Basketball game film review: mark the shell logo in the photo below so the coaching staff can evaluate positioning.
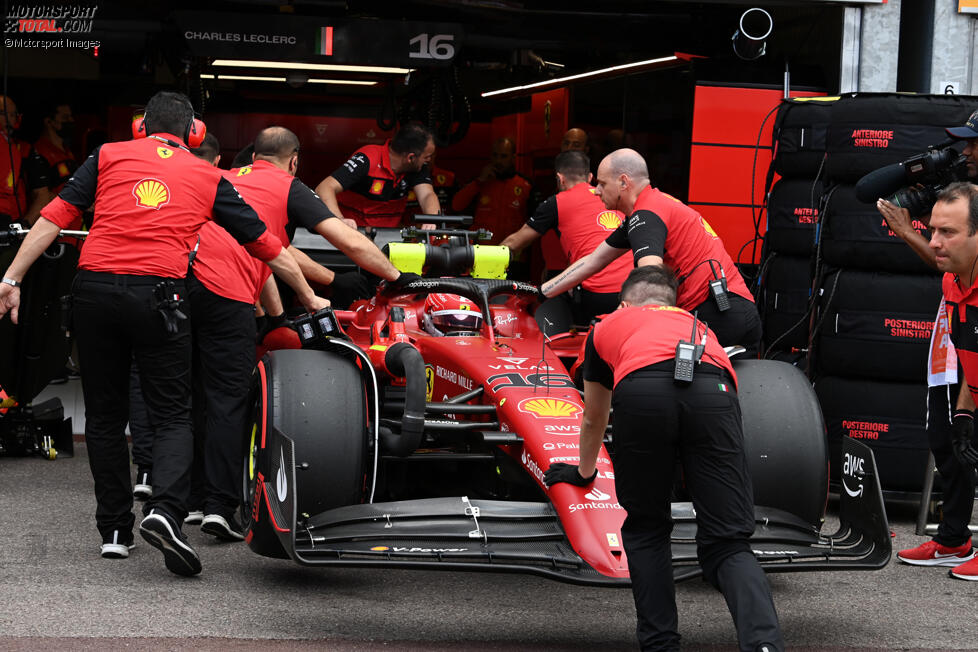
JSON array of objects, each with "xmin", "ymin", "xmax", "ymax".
[
  {"xmin": 596, "ymin": 210, "xmax": 622, "ymax": 231},
  {"xmin": 132, "ymin": 178, "xmax": 171, "ymax": 210},
  {"xmin": 518, "ymin": 397, "xmax": 582, "ymax": 419},
  {"xmin": 700, "ymin": 217, "xmax": 718, "ymax": 238},
  {"xmin": 156, "ymin": 147, "xmax": 173, "ymax": 159},
  {"xmin": 236, "ymin": 166, "xmax": 252, "ymax": 177},
  {"xmin": 369, "ymin": 179, "xmax": 385, "ymax": 195}
]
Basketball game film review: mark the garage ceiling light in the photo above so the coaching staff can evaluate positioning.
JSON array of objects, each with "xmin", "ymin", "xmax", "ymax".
[
  {"xmin": 201, "ymin": 74, "xmax": 377, "ymax": 86},
  {"xmin": 211, "ymin": 59, "xmax": 412, "ymax": 75},
  {"xmin": 481, "ymin": 55, "xmax": 682, "ymax": 99}
]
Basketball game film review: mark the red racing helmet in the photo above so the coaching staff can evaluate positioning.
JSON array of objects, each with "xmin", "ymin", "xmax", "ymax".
[{"xmin": 422, "ymin": 293, "xmax": 483, "ymax": 335}]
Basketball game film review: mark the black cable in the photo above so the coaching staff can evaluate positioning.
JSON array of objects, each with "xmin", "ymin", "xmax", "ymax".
[{"xmin": 748, "ymin": 104, "xmax": 783, "ymax": 265}]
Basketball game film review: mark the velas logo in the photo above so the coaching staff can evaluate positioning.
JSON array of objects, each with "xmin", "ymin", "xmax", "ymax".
[
  {"xmin": 518, "ymin": 397, "xmax": 582, "ymax": 419},
  {"xmin": 237, "ymin": 166, "xmax": 252, "ymax": 176},
  {"xmin": 132, "ymin": 178, "xmax": 170, "ymax": 210},
  {"xmin": 156, "ymin": 147, "xmax": 173, "ymax": 159},
  {"xmin": 596, "ymin": 210, "xmax": 622, "ymax": 231},
  {"xmin": 369, "ymin": 179, "xmax": 384, "ymax": 195}
]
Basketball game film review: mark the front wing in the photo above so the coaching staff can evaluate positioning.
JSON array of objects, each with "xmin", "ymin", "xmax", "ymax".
[{"xmin": 261, "ymin": 432, "xmax": 890, "ymax": 586}]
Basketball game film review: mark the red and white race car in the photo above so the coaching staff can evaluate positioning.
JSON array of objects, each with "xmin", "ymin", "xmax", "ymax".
[{"xmin": 244, "ymin": 224, "xmax": 890, "ymax": 585}]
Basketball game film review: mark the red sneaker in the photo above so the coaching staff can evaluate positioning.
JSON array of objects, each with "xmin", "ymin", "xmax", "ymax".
[
  {"xmin": 897, "ymin": 539, "xmax": 974, "ymax": 566},
  {"xmin": 950, "ymin": 555, "xmax": 978, "ymax": 580}
]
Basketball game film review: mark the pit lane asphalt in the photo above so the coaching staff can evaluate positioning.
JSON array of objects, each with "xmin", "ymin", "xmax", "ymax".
[{"xmin": 1, "ymin": 444, "xmax": 977, "ymax": 652}]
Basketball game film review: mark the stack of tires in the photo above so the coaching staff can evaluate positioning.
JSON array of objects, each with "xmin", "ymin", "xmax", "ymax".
[
  {"xmin": 758, "ymin": 97, "xmax": 836, "ymax": 360},
  {"xmin": 808, "ymin": 93, "xmax": 975, "ymax": 492}
]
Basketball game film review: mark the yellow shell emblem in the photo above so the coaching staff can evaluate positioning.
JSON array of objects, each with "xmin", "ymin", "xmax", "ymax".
[
  {"xmin": 132, "ymin": 178, "xmax": 171, "ymax": 210},
  {"xmin": 700, "ymin": 217, "xmax": 718, "ymax": 238},
  {"xmin": 237, "ymin": 166, "xmax": 253, "ymax": 176},
  {"xmin": 518, "ymin": 397, "xmax": 582, "ymax": 419},
  {"xmin": 157, "ymin": 147, "xmax": 173, "ymax": 159},
  {"xmin": 596, "ymin": 210, "xmax": 622, "ymax": 230}
]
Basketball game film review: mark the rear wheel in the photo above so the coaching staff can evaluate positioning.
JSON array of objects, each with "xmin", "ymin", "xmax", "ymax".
[
  {"xmin": 734, "ymin": 359, "xmax": 828, "ymax": 528},
  {"xmin": 242, "ymin": 349, "xmax": 368, "ymax": 558}
]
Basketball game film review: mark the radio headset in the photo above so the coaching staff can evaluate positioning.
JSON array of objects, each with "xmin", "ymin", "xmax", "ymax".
[
  {"xmin": 677, "ymin": 259, "xmax": 730, "ymax": 312},
  {"xmin": 131, "ymin": 97, "xmax": 206, "ymax": 149},
  {"xmin": 674, "ymin": 311, "xmax": 707, "ymax": 383}
]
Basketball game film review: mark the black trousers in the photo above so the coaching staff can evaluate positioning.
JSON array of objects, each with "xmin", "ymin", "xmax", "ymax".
[
  {"xmin": 928, "ymin": 383, "xmax": 977, "ymax": 547},
  {"xmin": 187, "ymin": 271, "xmax": 256, "ymax": 516},
  {"xmin": 577, "ymin": 288, "xmax": 620, "ymax": 325},
  {"xmin": 71, "ymin": 270, "xmax": 193, "ymax": 538},
  {"xmin": 692, "ymin": 294, "xmax": 762, "ymax": 358},
  {"xmin": 128, "ymin": 359, "xmax": 154, "ymax": 472},
  {"xmin": 611, "ymin": 367, "xmax": 783, "ymax": 652}
]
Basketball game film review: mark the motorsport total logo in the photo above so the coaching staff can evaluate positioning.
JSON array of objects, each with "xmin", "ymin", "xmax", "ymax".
[{"xmin": 4, "ymin": 3, "xmax": 100, "ymax": 49}]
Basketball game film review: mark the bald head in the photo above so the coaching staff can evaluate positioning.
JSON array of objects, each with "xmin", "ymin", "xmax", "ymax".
[
  {"xmin": 253, "ymin": 126, "xmax": 300, "ymax": 175},
  {"xmin": 561, "ymin": 128, "xmax": 588, "ymax": 153},
  {"xmin": 604, "ymin": 148, "xmax": 649, "ymax": 183}
]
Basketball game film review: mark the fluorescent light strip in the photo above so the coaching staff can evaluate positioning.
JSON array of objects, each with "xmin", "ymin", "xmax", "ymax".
[
  {"xmin": 481, "ymin": 55, "xmax": 679, "ymax": 98},
  {"xmin": 201, "ymin": 74, "xmax": 376, "ymax": 86},
  {"xmin": 212, "ymin": 59, "xmax": 412, "ymax": 75}
]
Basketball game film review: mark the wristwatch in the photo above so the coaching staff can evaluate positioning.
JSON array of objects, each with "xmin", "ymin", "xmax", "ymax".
[{"xmin": 1, "ymin": 278, "xmax": 20, "ymax": 288}]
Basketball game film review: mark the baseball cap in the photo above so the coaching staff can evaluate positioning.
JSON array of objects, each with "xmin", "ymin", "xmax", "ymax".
[{"xmin": 947, "ymin": 107, "xmax": 978, "ymax": 140}]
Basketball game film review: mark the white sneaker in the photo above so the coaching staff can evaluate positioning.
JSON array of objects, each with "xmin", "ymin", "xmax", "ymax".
[
  {"xmin": 184, "ymin": 510, "xmax": 204, "ymax": 525},
  {"xmin": 100, "ymin": 530, "xmax": 135, "ymax": 559}
]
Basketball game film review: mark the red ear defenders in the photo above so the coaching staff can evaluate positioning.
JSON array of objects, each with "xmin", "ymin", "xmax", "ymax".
[{"xmin": 131, "ymin": 109, "xmax": 206, "ymax": 148}]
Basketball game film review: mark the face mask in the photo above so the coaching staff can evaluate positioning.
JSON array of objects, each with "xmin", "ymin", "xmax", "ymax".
[{"xmin": 56, "ymin": 121, "xmax": 75, "ymax": 146}]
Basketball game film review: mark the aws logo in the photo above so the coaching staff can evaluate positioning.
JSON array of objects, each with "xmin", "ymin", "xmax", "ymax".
[
  {"xmin": 518, "ymin": 397, "xmax": 582, "ymax": 419},
  {"xmin": 132, "ymin": 178, "xmax": 170, "ymax": 210},
  {"xmin": 596, "ymin": 210, "xmax": 622, "ymax": 231}
]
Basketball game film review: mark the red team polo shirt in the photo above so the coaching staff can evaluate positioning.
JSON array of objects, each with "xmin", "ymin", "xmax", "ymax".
[
  {"xmin": 452, "ymin": 172, "xmax": 532, "ymax": 245},
  {"xmin": 528, "ymin": 182, "xmax": 632, "ymax": 294},
  {"xmin": 41, "ymin": 134, "xmax": 282, "ymax": 278},
  {"xmin": 605, "ymin": 186, "xmax": 752, "ymax": 311},
  {"xmin": 33, "ymin": 136, "xmax": 77, "ymax": 195},
  {"xmin": 586, "ymin": 304, "xmax": 736, "ymax": 389},
  {"xmin": 331, "ymin": 142, "xmax": 431, "ymax": 228},
  {"xmin": 192, "ymin": 160, "xmax": 334, "ymax": 304},
  {"xmin": 943, "ymin": 273, "xmax": 978, "ymax": 403}
]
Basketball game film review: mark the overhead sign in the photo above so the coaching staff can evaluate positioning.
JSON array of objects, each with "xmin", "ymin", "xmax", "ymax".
[
  {"xmin": 960, "ymin": 0, "xmax": 978, "ymax": 13},
  {"xmin": 173, "ymin": 12, "xmax": 462, "ymax": 66}
]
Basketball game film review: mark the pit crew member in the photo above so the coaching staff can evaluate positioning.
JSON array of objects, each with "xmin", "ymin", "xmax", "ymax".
[
  {"xmin": 898, "ymin": 181, "xmax": 978, "ymax": 581},
  {"xmin": 544, "ymin": 265, "xmax": 783, "ymax": 651},
  {"xmin": 0, "ymin": 95, "xmax": 53, "ymax": 226},
  {"xmin": 33, "ymin": 100, "xmax": 77, "ymax": 197},
  {"xmin": 315, "ymin": 123, "xmax": 440, "ymax": 229},
  {"xmin": 500, "ymin": 150, "xmax": 631, "ymax": 323},
  {"xmin": 189, "ymin": 126, "xmax": 412, "ymax": 541},
  {"xmin": 451, "ymin": 137, "xmax": 532, "ymax": 245},
  {"xmin": 542, "ymin": 148, "xmax": 761, "ymax": 353},
  {"xmin": 0, "ymin": 91, "xmax": 327, "ymax": 577}
]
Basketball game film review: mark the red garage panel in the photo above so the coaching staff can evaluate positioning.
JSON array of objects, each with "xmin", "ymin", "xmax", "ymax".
[{"xmin": 688, "ymin": 85, "xmax": 824, "ymax": 264}]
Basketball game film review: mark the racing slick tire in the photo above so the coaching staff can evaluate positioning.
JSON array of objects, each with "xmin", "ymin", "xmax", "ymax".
[
  {"xmin": 243, "ymin": 349, "xmax": 368, "ymax": 558},
  {"xmin": 733, "ymin": 359, "xmax": 828, "ymax": 528}
]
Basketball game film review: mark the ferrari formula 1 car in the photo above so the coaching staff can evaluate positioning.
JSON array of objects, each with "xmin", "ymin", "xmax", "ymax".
[{"xmin": 243, "ymin": 222, "xmax": 890, "ymax": 585}]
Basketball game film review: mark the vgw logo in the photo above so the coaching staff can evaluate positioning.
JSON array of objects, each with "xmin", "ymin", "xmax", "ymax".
[{"xmin": 841, "ymin": 452, "xmax": 865, "ymax": 498}]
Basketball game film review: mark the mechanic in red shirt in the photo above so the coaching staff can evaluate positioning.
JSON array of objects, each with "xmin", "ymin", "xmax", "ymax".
[
  {"xmin": 315, "ymin": 123, "xmax": 440, "ymax": 229},
  {"xmin": 898, "ymin": 182, "xmax": 978, "ymax": 580},
  {"xmin": 188, "ymin": 126, "xmax": 410, "ymax": 541},
  {"xmin": 542, "ymin": 148, "xmax": 761, "ymax": 354},
  {"xmin": 545, "ymin": 265, "xmax": 783, "ymax": 652},
  {"xmin": 34, "ymin": 101, "xmax": 77, "ymax": 198},
  {"xmin": 402, "ymin": 154, "xmax": 456, "ymax": 223},
  {"xmin": 0, "ymin": 95, "xmax": 53, "ymax": 226},
  {"xmin": 0, "ymin": 91, "xmax": 328, "ymax": 577},
  {"xmin": 452, "ymin": 137, "xmax": 532, "ymax": 245},
  {"xmin": 500, "ymin": 150, "xmax": 631, "ymax": 323}
]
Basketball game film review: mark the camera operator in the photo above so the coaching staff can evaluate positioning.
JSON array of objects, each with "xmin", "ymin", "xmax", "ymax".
[
  {"xmin": 544, "ymin": 265, "xmax": 783, "ymax": 651},
  {"xmin": 875, "ymin": 108, "xmax": 978, "ymax": 267},
  {"xmin": 187, "ymin": 126, "xmax": 409, "ymax": 542},
  {"xmin": 867, "ymin": 112, "xmax": 978, "ymax": 578},
  {"xmin": 542, "ymin": 148, "xmax": 761, "ymax": 353},
  {"xmin": 0, "ymin": 91, "xmax": 328, "ymax": 577}
]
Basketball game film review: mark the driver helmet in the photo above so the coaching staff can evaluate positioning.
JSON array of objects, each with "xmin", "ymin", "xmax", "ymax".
[{"xmin": 422, "ymin": 293, "xmax": 482, "ymax": 336}]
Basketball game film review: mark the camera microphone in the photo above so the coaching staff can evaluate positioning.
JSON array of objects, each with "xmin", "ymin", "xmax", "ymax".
[{"xmin": 854, "ymin": 162, "xmax": 910, "ymax": 204}]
